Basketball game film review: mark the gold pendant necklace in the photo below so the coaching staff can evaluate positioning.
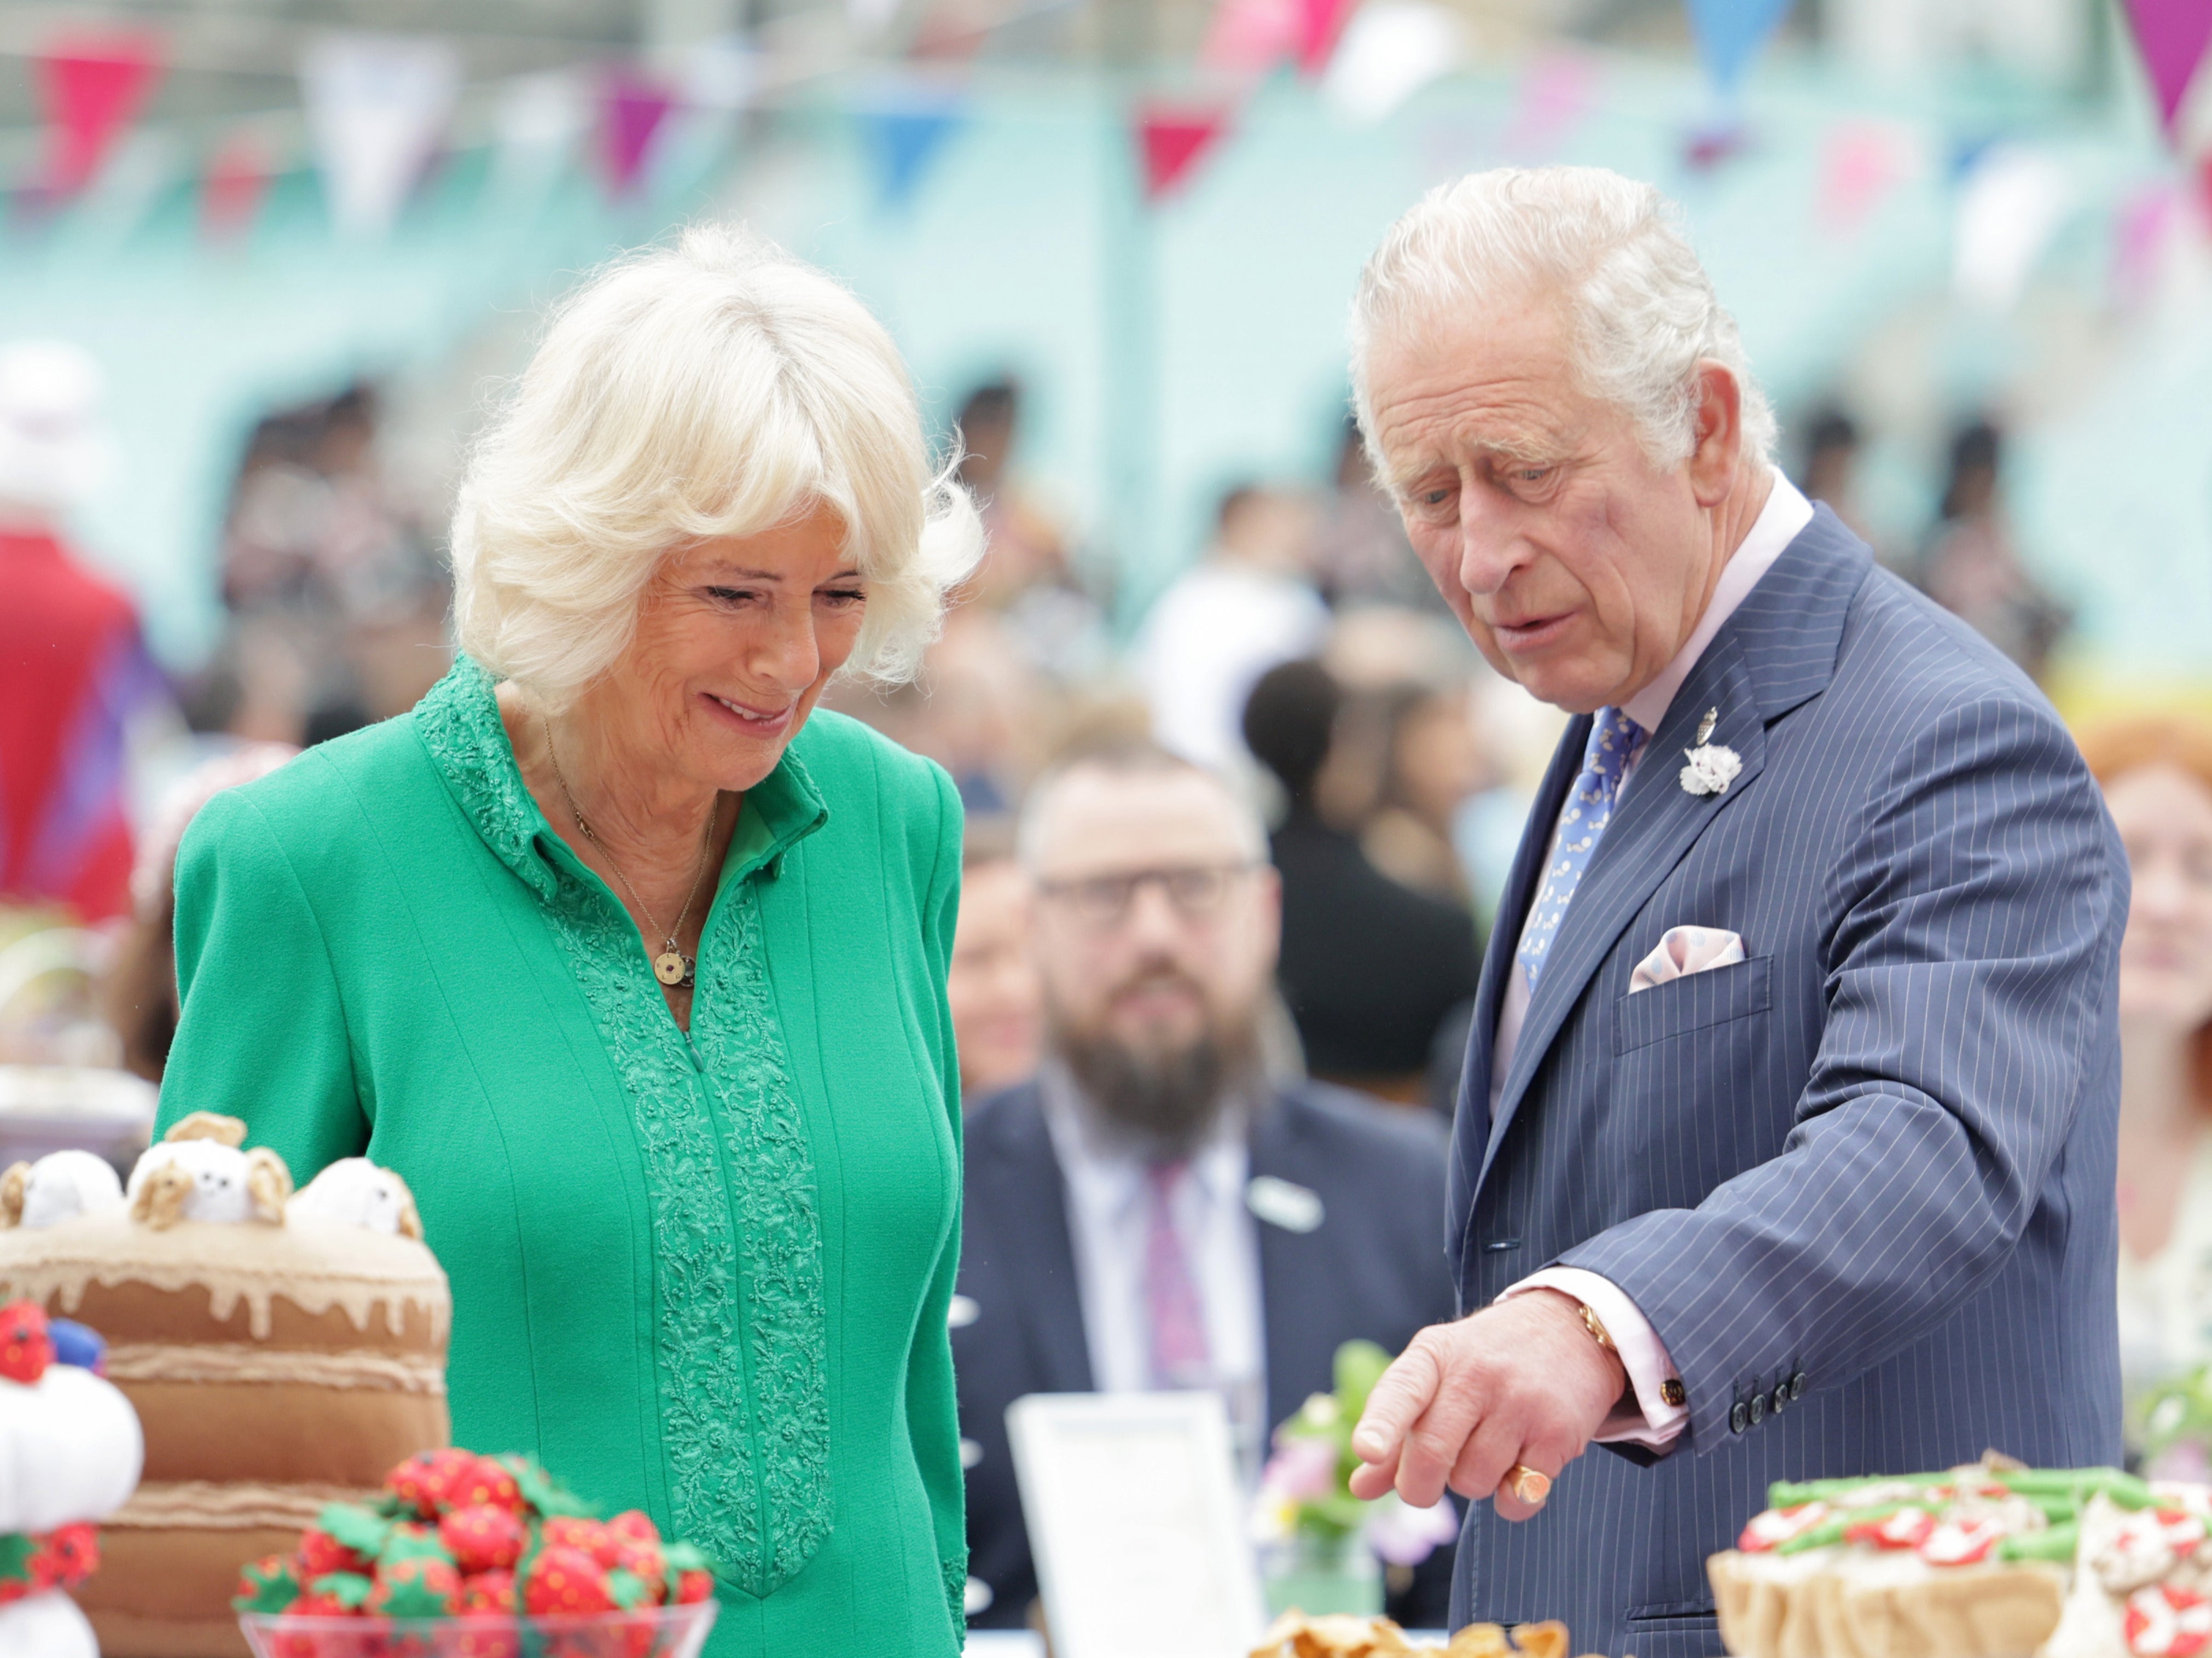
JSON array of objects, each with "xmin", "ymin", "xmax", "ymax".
[{"xmin": 543, "ymin": 718, "xmax": 715, "ymax": 992}]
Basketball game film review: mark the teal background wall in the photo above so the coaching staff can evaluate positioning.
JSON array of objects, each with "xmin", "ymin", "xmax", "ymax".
[{"xmin": 4, "ymin": 46, "xmax": 2201, "ymax": 693}]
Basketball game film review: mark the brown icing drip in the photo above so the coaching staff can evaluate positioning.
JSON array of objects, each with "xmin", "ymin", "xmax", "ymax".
[
  {"xmin": 102, "ymin": 1342, "xmax": 446, "ymax": 1394},
  {"xmin": 109, "ymin": 1480, "xmax": 378, "ymax": 1531},
  {"xmin": 0, "ymin": 1210, "xmax": 449, "ymax": 1343}
]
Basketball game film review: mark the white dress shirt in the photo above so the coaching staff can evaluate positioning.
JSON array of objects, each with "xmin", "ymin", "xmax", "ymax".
[
  {"xmin": 1489, "ymin": 473, "xmax": 1814, "ymax": 1450},
  {"xmin": 1038, "ymin": 1064, "xmax": 1270, "ymax": 1465}
]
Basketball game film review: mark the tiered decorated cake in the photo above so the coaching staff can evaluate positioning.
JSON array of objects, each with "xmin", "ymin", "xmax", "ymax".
[{"xmin": 0, "ymin": 1113, "xmax": 449, "ymax": 1657}]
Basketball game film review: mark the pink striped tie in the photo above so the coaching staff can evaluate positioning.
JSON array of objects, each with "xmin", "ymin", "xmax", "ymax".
[{"xmin": 1143, "ymin": 1160, "xmax": 1211, "ymax": 1389}]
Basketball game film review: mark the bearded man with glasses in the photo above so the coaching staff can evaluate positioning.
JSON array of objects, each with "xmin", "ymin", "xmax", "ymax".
[{"xmin": 951, "ymin": 741, "xmax": 1461, "ymax": 1633}]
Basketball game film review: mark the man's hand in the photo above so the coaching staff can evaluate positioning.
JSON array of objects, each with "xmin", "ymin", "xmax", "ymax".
[{"xmin": 1348, "ymin": 1289, "xmax": 1629, "ymax": 1520}]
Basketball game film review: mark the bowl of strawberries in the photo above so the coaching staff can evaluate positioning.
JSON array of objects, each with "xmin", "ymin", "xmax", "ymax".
[{"xmin": 234, "ymin": 1447, "xmax": 718, "ymax": 1658}]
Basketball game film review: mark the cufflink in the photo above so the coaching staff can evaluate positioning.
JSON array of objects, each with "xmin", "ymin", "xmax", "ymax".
[{"xmin": 1661, "ymin": 1378, "xmax": 1686, "ymax": 1407}]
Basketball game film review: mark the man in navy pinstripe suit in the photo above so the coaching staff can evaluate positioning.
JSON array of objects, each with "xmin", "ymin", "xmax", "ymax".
[{"xmin": 1340, "ymin": 167, "xmax": 2126, "ymax": 1657}]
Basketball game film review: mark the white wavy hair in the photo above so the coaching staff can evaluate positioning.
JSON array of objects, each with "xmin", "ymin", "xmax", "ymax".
[
  {"xmin": 1350, "ymin": 166, "xmax": 1776, "ymax": 470},
  {"xmin": 450, "ymin": 224, "xmax": 983, "ymax": 708}
]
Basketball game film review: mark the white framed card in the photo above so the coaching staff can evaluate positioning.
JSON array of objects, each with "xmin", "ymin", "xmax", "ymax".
[{"xmin": 1007, "ymin": 1391, "xmax": 1267, "ymax": 1658}]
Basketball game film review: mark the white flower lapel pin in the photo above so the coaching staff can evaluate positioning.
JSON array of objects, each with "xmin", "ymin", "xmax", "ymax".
[{"xmin": 1680, "ymin": 706, "xmax": 1742, "ymax": 797}]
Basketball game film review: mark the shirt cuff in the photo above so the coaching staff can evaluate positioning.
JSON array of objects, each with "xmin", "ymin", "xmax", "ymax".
[{"xmin": 1498, "ymin": 1267, "xmax": 1688, "ymax": 1451}]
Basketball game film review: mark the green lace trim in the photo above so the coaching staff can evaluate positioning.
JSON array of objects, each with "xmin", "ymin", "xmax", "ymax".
[
  {"xmin": 413, "ymin": 658, "xmax": 831, "ymax": 1599},
  {"xmin": 943, "ymin": 1556, "xmax": 969, "ymax": 1643}
]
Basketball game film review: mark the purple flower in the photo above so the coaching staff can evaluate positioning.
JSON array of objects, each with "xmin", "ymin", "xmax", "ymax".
[
  {"xmin": 1366, "ymin": 1494, "xmax": 1460, "ymax": 1567},
  {"xmin": 1259, "ymin": 1435, "xmax": 1340, "ymax": 1503}
]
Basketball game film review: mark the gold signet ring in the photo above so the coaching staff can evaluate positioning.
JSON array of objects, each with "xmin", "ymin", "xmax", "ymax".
[{"xmin": 1504, "ymin": 1464, "xmax": 1552, "ymax": 1505}]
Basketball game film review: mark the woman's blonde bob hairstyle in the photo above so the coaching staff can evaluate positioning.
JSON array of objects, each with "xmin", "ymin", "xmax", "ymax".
[{"xmin": 450, "ymin": 224, "xmax": 983, "ymax": 709}]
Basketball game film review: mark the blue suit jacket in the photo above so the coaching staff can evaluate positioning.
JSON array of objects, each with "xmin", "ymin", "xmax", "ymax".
[
  {"xmin": 955, "ymin": 1078, "xmax": 1460, "ymax": 1630},
  {"xmin": 1447, "ymin": 509, "xmax": 2126, "ymax": 1657}
]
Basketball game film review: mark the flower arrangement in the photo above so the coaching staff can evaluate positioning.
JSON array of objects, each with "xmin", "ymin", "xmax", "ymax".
[
  {"xmin": 1252, "ymin": 1341, "xmax": 1460, "ymax": 1573},
  {"xmin": 2137, "ymin": 1367, "xmax": 2212, "ymax": 1484}
]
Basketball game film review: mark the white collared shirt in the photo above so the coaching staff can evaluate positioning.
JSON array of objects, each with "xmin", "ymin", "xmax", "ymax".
[
  {"xmin": 1485, "ymin": 472, "xmax": 1814, "ymax": 1448},
  {"xmin": 1038, "ymin": 1065, "xmax": 1269, "ymax": 1461}
]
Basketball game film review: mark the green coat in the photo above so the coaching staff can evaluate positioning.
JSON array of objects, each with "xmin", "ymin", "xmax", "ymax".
[{"xmin": 154, "ymin": 657, "xmax": 967, "ymax": 1653}]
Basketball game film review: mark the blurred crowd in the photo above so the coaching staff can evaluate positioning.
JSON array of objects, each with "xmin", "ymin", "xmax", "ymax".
[{"xmin": 3, "ymin": 347, "xmax": 2208, "ymax": 1523}]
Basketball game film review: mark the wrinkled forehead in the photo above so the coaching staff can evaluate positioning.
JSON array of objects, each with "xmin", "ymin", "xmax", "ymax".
[
  {"xmin": 1361, "ymin": 299, "xmax": 1587, "ymax": 478},
  {"xmin": 1026, "ymin": 767, "xmax": 1263, "ymax": 879}
]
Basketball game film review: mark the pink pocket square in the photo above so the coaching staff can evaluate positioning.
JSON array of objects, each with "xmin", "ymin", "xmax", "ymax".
[{"xmin": 1629, "ymin": 925, "xmax": 1747, "ymax": 992}]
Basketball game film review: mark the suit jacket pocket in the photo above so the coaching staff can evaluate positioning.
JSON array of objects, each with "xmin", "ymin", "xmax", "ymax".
[{"xmin": 1615, "ymin": 955, "xmax": 1772, "ymax": 1053}]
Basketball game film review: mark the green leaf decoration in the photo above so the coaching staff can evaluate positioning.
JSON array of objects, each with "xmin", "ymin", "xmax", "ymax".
[
  {"xmin": 310, "ymin": 1572, "xmax": 375, "ymax": 1611},
  {"xmin": 661, "ymin": 1541, "xmax": 718, "ymax": 1576},
  {"xmin": 1332, "ymin": 1340, "xmax": 1391, "ymax": 1423},
  {"xmin": 607, "ymin": 1567, "xmax": 649, "ymax": 1610},
  {"xmin": 373, "ymin": 1561, "xmax": 454, "ymax": 1619},
  {"xmin": 231, "ymin": 1557, "xmax": 301, "ymax": 1614},
  {"xmin": 378, "ymin": 1525, "xmax": 456, "ymax": 1569},
  {"xmin": 494, "ymin": 1454, "xmax": 597, "ymax": 1519},
  {"xmin": 316, "ymin": 1503, "xmax": 392, "ymax": 1559},
  {"xmin": 0, "ymin": 1532, "xmax": 37, "ymax": 1585}
]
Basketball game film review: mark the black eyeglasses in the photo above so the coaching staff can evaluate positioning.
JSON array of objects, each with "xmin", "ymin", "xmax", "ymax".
[{"xmin": 1035, "ymin": 862, "xmax": 1259, "ymax": 927}]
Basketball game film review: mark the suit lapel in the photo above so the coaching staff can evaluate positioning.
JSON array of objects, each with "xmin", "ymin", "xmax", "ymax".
[
  {"xmin": 1477, "ymin": 632, "xmax": 1767, "ymax": 1196},
  {"xmin": 980, "ymin": 1085, "xmax": 1095, "ymax": 1394}
]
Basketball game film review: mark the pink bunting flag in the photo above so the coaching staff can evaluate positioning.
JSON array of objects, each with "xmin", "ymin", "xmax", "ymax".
[
  {"xmin": 1296, "ymin": 0, "xmax": 1357, "ymax": 76},
  {"xmin": 201, "ymin": 131, "xmax": 271, "ymax": 242},
  {"xmin": 2122, "ymin": 0, "xmax": 2212, "ymax": 136},
  {"xmin": 600, "ymin": 68, "xmax": 675, "ymax": 198},
  {"xmin": 1200, "ymin": 0, "xmax": 1300, "ymax": 78},
  {"xmin": 1138, "ymin": 102, "xmax": 1232, "ymax": 200},
  {"xmin": 1816, "ymin": 120, "xmax": 1918, "ymax": 237},
  {"xmin": 1501, "ymin": 52, "xmax": 1595, "ymax": 161},
  {"xmin": 34, "ymin": 32, "xmax": 164, "ymax": 197},
  {"xmin": 2112, "ymin": 182, "xmax": 2180, "ymax": 309}
]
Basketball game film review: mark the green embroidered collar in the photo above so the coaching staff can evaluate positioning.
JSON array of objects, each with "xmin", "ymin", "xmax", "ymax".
[{"xmin": 412, "ymin": 654, "xmax": 829, "ymax": 903}]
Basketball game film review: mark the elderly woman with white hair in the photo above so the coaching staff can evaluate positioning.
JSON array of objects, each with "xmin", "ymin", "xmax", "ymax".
[{"xmin": 153, "ymin": 228, "xmax": 984, "ymax": 1651}]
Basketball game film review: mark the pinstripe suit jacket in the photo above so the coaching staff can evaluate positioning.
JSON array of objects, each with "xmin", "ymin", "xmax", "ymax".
[{"xmin": 1446, "ymin": 508, "xmax": 2126, "ymax": 1656}]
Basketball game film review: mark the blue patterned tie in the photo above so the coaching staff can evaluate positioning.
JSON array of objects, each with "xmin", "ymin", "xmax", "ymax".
[{"xmin": 1516, "ymin": 706, "xmax": 1647, "ymax": 991}]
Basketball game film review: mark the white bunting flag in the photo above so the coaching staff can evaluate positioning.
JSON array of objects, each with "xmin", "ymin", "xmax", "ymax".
[
  {"xmin": 1322, "ymin": 0, "xmax": 1466, "ymax": 124},
  {"xmin": 299, "ymin": 33, "xmax": 462, "ymax": 238}
]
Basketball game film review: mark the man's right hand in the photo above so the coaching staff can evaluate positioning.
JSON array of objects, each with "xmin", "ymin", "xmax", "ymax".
[{"xmin": 1348, "ymin": 1289, "xmax": 1627, "ymax": 1521}]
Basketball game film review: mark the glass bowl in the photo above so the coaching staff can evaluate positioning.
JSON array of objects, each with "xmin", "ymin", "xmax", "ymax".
[{"xmin": 239, "ymin": 1602, "xmax": 718, "ymax": 1658}]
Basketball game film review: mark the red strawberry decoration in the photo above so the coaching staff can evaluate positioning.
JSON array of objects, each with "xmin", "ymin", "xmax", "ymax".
[
  {"xmin": 675, "ymin": 1568, "xmax": 715, "ymax": 1604},
  {"xmin": 540, "ymin": 1515, "xmax": 620, "ymax": 1570},
  {"xmin": 525, "ymin": 1544, "xmax": 617, "ymax": 1616},
  {"xmin": 448, "ymin": 1454, "xmax": 526, "ymax": 1515},
  {"xmin": 31, "ymin": 1523, "xmax": 99, "ymax": 1592},
  {"xmin": 611, "ymin": 1537, "xmax": 666, "ymax": 1603},
  {"xmin": 450, "ymin": 1625, "xmax": 522, "ymax": 1658},
  {"xmin": 442, "ymin": 1503, "xmax": 527, "ymax": 1574},
  {"xmin": 458, "ymin": 1568, "xmax": 518, "ymax": 1614},
  {"xmin": 366, "ymin": 1555, "xmax": 462, "ymax": 1619},
  {"xmin": 386, "ymin": 1447, "xmax": 483, "ymax": 1519},
  {"xmin": 606, "ymin": 1509, "xmax": 660, "ymax": 1546},
  {"xmin": 0, "ymin": 1301, "xmax": 53, "ymax": 1384}
]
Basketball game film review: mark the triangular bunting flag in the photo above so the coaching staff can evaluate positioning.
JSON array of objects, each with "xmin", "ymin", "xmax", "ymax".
[
  {"xmin": 34, "ymin": 32, "xmax": 164, "ymax": 197},
  {"xmin": 1683, "ymin": 0, "xmax": 1792, "ymax": 97},
  {"xmin": 857, "ymin": 90, "xmax": 965, "ymax": 212},
  {"xmin": 1139, "ymin": 103, "xmax": 1232, "ymax": 200},
  {"xmin": 1296, "ymin": 0, "xmax": 1358, "ymax": 76},
  {"xmin": 599, "ymin": 67, "xmax": 674, "ymax": 197},
  {"xmin": 1322, "ymin": 0, "xmax": 1464, "ymax": 123},
  {"xmin": 299, "ymin": 33, "xmax": 461, "ymax": 238},
  {"xmin": 2121, "ymin": 0, "xmax": 2212, "ymax": 137},
  {"xmin": 1199, "ymin": 0, "xmax": 1301, "ymax": 79},
  {"xmin": 202, "ymin": 130, "xmax": 272, "ymax": 242}
]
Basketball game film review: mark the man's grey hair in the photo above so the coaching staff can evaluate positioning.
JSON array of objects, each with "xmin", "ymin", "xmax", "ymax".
[
  {"xmin": 1350, "ymin": 166, "xmax": 1777, "ymax": 470},
  {"xmin": 1017, "ymin": 741, "xmax": 1269, "ymax": 871}
]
